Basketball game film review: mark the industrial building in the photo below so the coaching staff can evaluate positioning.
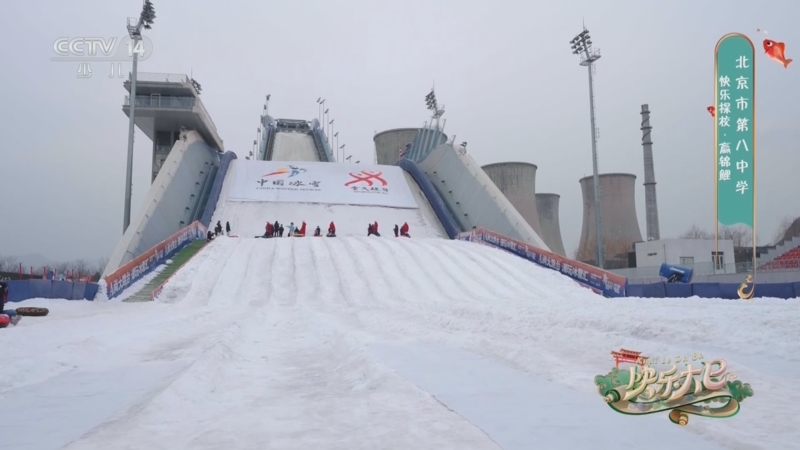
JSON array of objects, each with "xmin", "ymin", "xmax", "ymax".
[
  {"xmin": 577, "ymin": 173, "xmax": 643, "ymax": 268},
  {"xmin": 122, "ymin": 73, "xmax": 224, "ymax": 182},
  {"xmin": 535, "ymin": 193, "xmax": 566, "ymax": 256},
  {"xmin": 374, "ymin": 128, "xmax": 447, "ymax": 165},
  {"xmin": 635, "ymin": 239, "xmax": 736, "ymax": 274},
  {"xmin": 482, "ymin": 163, "xmax": 543, "ymax": 237}
]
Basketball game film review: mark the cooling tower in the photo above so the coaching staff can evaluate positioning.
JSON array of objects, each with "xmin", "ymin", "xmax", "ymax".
[
  {"xmin": 374, "ymin": 128, "xmax": 447, "ymax": 165},
  {"xmin": 482, "ymin": 162, "xmax": 543, "ymax": 236},
  {"xmin": 535, "ymin": 193, "xmax": 566, "ymax": 257},
  {"xmin": 577, "ymin": 173, "xmax": 642, "ymax": 267}
]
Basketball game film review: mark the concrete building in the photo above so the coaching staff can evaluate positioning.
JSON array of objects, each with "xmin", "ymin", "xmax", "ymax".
[
  {"xmin": 374, "ymin": 128, "xmax": 447, "ymax": 165},
  {"xmin": 122, "ymin": 72, "xmax": 224, "ymax": 181},
  {"xmin": 535, "ymin": 193, "xmax": 566, "ymax": 256},
  {"xmin": 577, "ymin": 173, "xmax": 643, "ymax": 268},
  {"xmin": 482, "ymin": 162, "xmax": 543, "ymax": 237},
  {"xmin": 107, "ymin": 72, "xmax": 223, "ymax": 274},
  {"xmin": 634, "ymin": 239, "xmax": 736, "ymax": 274}
]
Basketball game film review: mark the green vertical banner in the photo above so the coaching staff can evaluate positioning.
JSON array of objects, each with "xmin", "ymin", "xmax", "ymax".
[{"xmin": 715, "ymin": 33, "xmax": 756, "ymax": 229}]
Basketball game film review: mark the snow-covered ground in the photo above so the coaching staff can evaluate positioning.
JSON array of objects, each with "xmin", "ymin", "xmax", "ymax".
[
  {"xmin": 271, "ymin": 131, "xmax": 319, "ymax": 161},
  {"xmin": 1, "ymin": 236, "xmax": 797, "ymax": 449},
  {"xmin": 211, "ymin": 164, "xmax": 448, "ymax": 238}
]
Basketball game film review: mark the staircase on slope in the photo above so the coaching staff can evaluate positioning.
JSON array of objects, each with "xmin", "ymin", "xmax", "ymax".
[{"xmin": 124, "ymin": 240, "xmax": 208, "ymax": 302}]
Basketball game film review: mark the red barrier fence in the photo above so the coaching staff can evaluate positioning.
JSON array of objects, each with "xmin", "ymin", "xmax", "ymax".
[{"xmin": 103, "ymin": 221, "xmax": 207, "ymax": 298}]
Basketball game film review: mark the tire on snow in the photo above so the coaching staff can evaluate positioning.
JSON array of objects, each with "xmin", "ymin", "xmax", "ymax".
[{"xmin": 15, "ymin": 307, "xmax": 49, "ymax": 317}]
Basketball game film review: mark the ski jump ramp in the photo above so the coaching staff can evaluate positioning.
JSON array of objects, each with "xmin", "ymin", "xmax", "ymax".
[{"xmin": 211, "ymin": 159, "xmax": 448, "ymax": 238}]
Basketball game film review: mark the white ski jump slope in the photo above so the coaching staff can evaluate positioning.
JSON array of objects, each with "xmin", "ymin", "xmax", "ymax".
[
  {"xmin": 2, "ymin": 236, "xmax": 798, "ymax": 449},
  {"xmin": 210, "ymin": 162, "xmax": 448, "ymax": 238},
  {"xmin": 271, "ymin": 131, "xmax": 319, "ymax": 162}
]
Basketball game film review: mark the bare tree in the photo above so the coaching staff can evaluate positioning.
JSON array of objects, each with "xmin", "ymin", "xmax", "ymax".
[
  {"xmin": 772, "ymin": 216, "xmax": 795, "ymax": 245},
  {"xmin": 0, "ymin": 255, "xmax": 18, "ymax": 273},
  {"xmin": 55, "ymin": 261, "xmax": 70, "ymax": 276},
  {"xmin": 92, "ymin": 256, "xmax": 109, "ymax": 281},
  {"xmin": 679, "ymin": 224, "xmax": 713, "ymax": 240},
  {"xmin": 71, "ymin": 259, "xmax": 89, "ymax": 278},
  {"xmin": 719, "ymin": 225, "xmax": 753, "ymax": 247}
]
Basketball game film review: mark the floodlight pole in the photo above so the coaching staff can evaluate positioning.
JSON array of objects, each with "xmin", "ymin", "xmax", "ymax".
[
  {"xmin": 572, "ymin": 27, "xmax": 605, "ymax": 269},
  {"xmin": 123, "ymin": 14, "xmax": 148, "ymax": 233}
]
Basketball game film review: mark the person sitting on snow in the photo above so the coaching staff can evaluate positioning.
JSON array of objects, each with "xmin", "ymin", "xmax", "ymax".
[
  {"xmin": 207, "ymin": 230, "xmax": 215, "ymax": 242},
  {"xmin": 327, "ymin": 221, "xmax": 336, "ymax": 237},
  {"xmin": 314, "ymin": 226, "xmax": 321, "ymax": 237},
  {"xmin": 400, "ymin": 222, "xmax": 410, "ymax": 237},
  {"xmin": 294, "ymin": 222, "xmax": 307, "ymax": 236},
  {"xmin": 367, "ymin": 223, "xmax": 374, "ymax": 236}
]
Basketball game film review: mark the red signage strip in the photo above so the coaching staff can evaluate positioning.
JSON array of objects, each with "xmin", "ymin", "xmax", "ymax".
[
  {"xmin": 104, "ymin": 221, "xmax": 207, "ymax": 298},
  {"xmin": 457, "ymin": 228, "xmax": 627, "ymax": 297}
]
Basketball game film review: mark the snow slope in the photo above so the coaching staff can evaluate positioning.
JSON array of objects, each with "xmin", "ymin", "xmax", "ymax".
[
  {"xmin": 2, "ymin": 237, "xmax": 798, "ymax": 449},
  {"xmin": 271, "ymin": 131, "xmax": 319, "ymax": 161},
  {"xmin": 210, "ymin": 165, "xmax": 448, "ymax": 238}
]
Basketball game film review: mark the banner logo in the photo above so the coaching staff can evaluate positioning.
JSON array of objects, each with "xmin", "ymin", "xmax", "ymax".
[
  {"xmin": 263, "ymin": 165, "xmax": 306, "ymax": 178},
  {"xmin": 594, "ymin": 348, "xmax": 753, "ymax": 426},
  {"xmin": 345, "ymin": 171, "xmax": 387, "ymax": 187}
]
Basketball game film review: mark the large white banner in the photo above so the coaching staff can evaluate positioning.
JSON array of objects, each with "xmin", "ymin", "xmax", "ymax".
[{"xmin": 226, "ymin": 160, "xmax": 419, "ymax": 209}]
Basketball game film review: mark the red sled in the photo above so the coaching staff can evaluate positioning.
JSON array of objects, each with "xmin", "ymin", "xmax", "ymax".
[{"xmin": 0, "ymin": 314, "xmax": 10, "ymax": 328}]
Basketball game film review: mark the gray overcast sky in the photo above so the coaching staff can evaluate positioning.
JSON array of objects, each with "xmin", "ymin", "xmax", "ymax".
[{"xmin": 1, "ymin": 0, "xmax": 798, "ymax": 263}]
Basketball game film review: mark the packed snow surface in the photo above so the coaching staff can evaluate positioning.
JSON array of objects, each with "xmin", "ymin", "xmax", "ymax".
[
  {"xmin": 271, "ymin": 131, "xmax": 319, "ymax": 162},
  {"xmin": 2, "ymin": 237, "xmax": 798, "ymax": 449}
]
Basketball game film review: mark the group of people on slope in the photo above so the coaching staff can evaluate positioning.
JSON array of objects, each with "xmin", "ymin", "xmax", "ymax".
[
  {"xmin": 207, "ymin": 220, "xmax": 232, "ymax": 242},
  {"xmin": 263, "ymin": 221, "xmax": 334, "ymax": 238},
  {"xmin": 368, "ymin": 222, "xmax": 410, "ymax": 238}
]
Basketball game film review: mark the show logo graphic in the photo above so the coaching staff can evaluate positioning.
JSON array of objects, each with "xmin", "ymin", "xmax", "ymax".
[
  {"xmin": 256, "ymin": 166, "xmax": 321, "ymax": 191},
  {"xmin": 345, "ymin": 170, "xmax": 389, "ymax": 194},
  {"xmin": 594, "ymin": 348, "xmax": 753, "ymax": 426}
]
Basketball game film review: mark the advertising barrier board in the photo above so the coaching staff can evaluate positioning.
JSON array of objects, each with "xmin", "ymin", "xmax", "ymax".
[
  {"xmin": 458, "ymin": 228, "xmax": 627, "ymax": 297},
  {"xmin": 104, "ymin": 220, "xmax": 207, "ymax": 299},
  {"xmin": 226, "ymin": 160, "xmax": 419, "ymax": 209}
]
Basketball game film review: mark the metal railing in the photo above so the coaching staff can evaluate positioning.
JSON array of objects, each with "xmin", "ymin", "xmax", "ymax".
[
  {"xmin": 124, "ymin": 95, "xmax": 195, "ymax": 109},
  {"xmin": 134, "ymin": 72, "xmax": 190, "ymax": 84},
  {"xmin": 193, "ymin": 97, "xmax": 219, "ymax": 135}
]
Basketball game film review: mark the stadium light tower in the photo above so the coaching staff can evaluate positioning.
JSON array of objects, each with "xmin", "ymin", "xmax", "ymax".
[
  {"xmin": 123, "ymin": 0, "xmax": 156, "ymax": 233},
  {"xmin": 570, "ymin": 26, "xmax": 604, "ymax": 269}
]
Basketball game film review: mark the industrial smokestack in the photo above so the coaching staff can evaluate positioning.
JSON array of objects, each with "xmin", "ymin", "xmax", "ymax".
[
  {"xmin": 640, "ymin": 104, "xmax": 661, "ymax": 241},
  {"xmin": 535, "ymin": 193, "xmax": 566, "ymax": 256}
]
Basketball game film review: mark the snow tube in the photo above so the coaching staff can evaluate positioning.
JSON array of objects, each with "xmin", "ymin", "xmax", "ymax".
[
  {"xmin": 15, "ymin": 307, "xmax": 49, "ymax": 317},
  {"xmin": 0, "ymin": 314, "xmax": 9, "ymax": 328}
]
